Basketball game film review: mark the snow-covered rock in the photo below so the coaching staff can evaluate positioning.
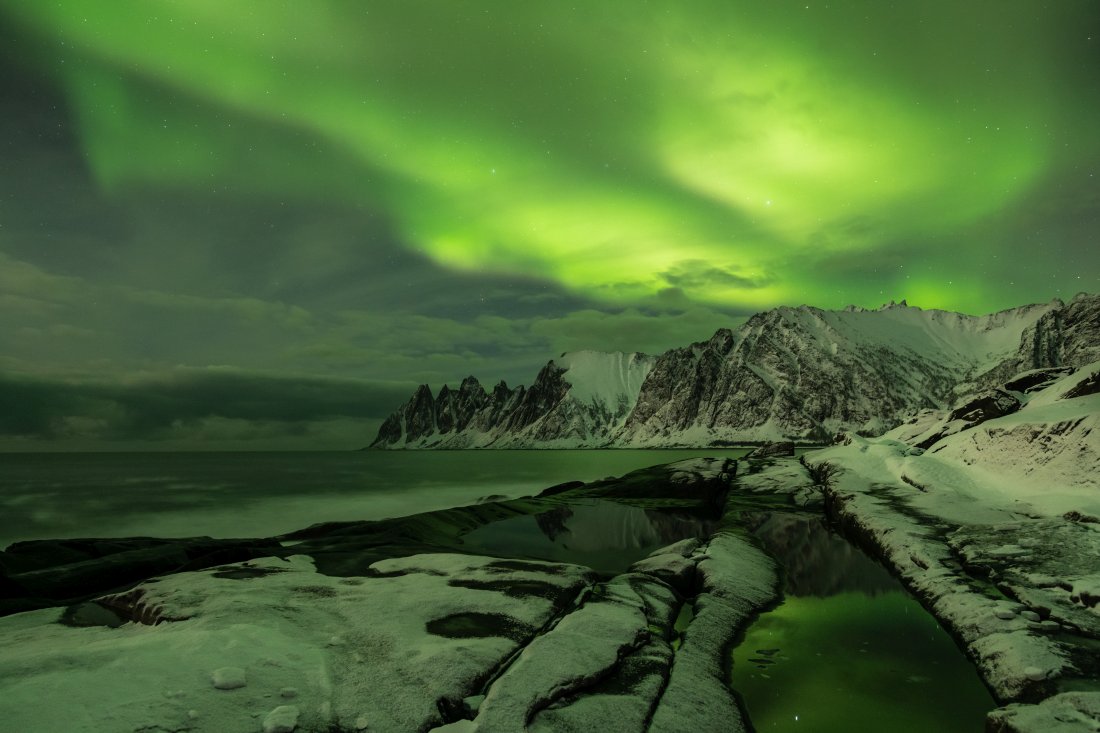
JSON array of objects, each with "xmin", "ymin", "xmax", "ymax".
[
  {"xmin": 261, "ymin": 705, "xmax": 299, "ymax": 733},
  {"xmin": 987, "ymin": 692, "xmax": 1100, "ymax": 733},
  {"xmin": 0, "ymin": 554, "xmax": 596, "ymax": 733},
  {"xmin": 649, "ymin": 531, "xmax": 777, "ymax": 733},
  {"xmin": 0, "ymin": 462, "xmax": 768, "ymax": 733},
  {"xmin": 211, "ymin": 666, "xmax": 247, "ymax": 690},
  {"xmin": 895, "ymin": 362, "xmax": 1100, "ymax": 515},
  {"xmin": 977, "ymin": 292, "xmax": 1100, "ymax": 387},
  {"xmin": 472, "ymin": 573, "xmax": 670, "ymax": 733},
  {"xmin": 745, "ymin": 441, "xmax": 795, "ymax": 458}
]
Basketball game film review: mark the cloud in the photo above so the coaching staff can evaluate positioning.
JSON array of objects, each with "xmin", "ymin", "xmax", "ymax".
[
  {"xmin": 0, "ymin": 368, "xmax": 413, "ymax": 447},
  {"xmin": 660, "ymin": 260, "xmax": 774, "ymax": 292},
  {"xmin": 528, "ymin": 307, "xmax": 748, "ymax": 356}
]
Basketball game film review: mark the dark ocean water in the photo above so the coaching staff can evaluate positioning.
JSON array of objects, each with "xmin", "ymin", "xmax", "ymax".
[{"xmin": 0, "ymin": 449, "xmax": 749, "ymax": 548}]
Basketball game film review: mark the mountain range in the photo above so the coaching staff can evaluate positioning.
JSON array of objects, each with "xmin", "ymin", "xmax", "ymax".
[{"xmin": 370, "ymin": 293, "xmax": 1100, "ymax": 449}]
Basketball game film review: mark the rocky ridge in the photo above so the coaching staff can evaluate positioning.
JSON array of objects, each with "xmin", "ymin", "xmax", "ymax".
[{"xmin": 372, "ymin": 293, "xmax": 1100, "ymax": 449}]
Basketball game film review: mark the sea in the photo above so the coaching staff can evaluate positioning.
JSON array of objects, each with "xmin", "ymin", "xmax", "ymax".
[{"xmin": 0, "ymin": 449, "xmax": 750, "ymax": 548}]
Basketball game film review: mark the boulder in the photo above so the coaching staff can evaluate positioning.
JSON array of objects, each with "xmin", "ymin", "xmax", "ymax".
[
  {"xmin": 746, "ymin": 441, "xmax": 795, "ymax": 459},
  {"xmin": 1003, "ymin": 367, "xmax": 1075, "ymax": 394},
  {"xmin": 916, "ymin": 389, "xmax": 1021, "ymax": 450},
  {"xmin": 947, "ymin": 389, "xmax": 1021, "ymax": 424}
]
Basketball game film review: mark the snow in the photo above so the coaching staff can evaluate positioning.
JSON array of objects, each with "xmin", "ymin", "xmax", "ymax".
[
  {"xmin": 987, "ymin": 693, "xmax": 1100, "ymax": 733},
  {"xmin": 649, "ymin": 531, "xmax": 777, "ymax": 733},
  {"xmin": 560, "ymin": 350, "xmax": 655, "ymax": 420},
  {"xmin": 891, "ymin": 365, "xmax": 1100, "ymax": 519},
  {"xmin": 262, "ymin": 705, "xmax": 299, "ymax": 733},
  {"xmin": 470, "ymin": 573, "xmax": 665, "ymax": 732},
  {"xmin": 211, "ymin": 666, "xmax": 247, "ymax": 690},
  {"xmin": 0, "ymin": 553, "xmax": 595, "ymax": 732},
  {"xmin": 969, "ymin": 631, "xmax": 1072, "ymax": 696},
  {"xmin": 769, "ymin": 299, "xmax": 1056, "ymax": 376}
]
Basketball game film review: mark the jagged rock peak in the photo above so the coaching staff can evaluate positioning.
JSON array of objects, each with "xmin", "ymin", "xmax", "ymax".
[
  {"xmin": 459, "ymin": 375, "xmax": 483, "ymax": 393},
  {"xmin": 707, "ymin": 328, "xmax": 735, "ymax": 353}
]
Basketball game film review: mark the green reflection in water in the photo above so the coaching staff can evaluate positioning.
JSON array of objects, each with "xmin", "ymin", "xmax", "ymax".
[{"xmin": 731, "ymin": 589, "xmax": 994, "ymax": 732}]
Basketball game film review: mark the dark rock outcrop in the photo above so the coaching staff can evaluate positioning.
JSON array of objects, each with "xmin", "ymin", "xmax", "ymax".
[
  {"xmin": 0, "ymin": 536, "xmax": 282, "ymax": 615},
  {"xmin": 948, "ymin": 388, "xmax": 1022, "ymax": 425},
  {"xmin": 746, "ymin": 441, "xmax": 796, "ymax": 459},
  {"xmin": 1003, "ymin": 367, "xmax": 1076, "ymax": 394},
  {"xmin": 369, "ymin": 363, "xmax": 580, "ymax": 448},
  {"xmin": 916, "ymin": 388, "xmax": 1022, "ymax": 450}
]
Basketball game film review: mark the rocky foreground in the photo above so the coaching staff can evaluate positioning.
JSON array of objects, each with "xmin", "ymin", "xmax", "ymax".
[
  {"xmin": 1, "ymin": 355, "xmax": 1098, "ymax": 731},
  {"xmin": 0, "ymin": 459, "xmax": 795, "ymax": 733}
]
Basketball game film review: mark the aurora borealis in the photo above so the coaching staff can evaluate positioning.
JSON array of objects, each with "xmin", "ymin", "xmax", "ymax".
[{"xmin": 1, "ymin": 1, "xmax": 1098, "ymax": 447}]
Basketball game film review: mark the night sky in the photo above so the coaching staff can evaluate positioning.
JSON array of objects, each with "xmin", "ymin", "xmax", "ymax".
[{"xmin": 2, "ymin": 1, "xmax": 1098, "ymax": 449}]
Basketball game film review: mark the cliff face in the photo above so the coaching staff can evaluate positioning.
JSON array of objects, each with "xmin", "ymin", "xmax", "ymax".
[
  {"xmin": 976, "ymin": 293, "xmax": 1100, "ymax": 386},
  {"xmin": 371, "ymin": 294, "xmax": 1099, "ymax": 449}
]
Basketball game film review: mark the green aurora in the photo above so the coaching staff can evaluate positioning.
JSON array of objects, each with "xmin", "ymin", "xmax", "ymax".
[{"xmin": 0, "ymin": 1, "xmax": 1098, "ymax": 446}]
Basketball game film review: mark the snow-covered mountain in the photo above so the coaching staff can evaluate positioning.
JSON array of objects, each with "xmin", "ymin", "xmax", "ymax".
[
  {"xmin": 371, "ymin": 351, "xmax": 655, "ymax": 448},
  {"xmin": 371, "ymin": 293, "xmax": 1099, "ymax": 449}
]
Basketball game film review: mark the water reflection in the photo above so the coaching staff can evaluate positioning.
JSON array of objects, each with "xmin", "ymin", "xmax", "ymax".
[
  {"xmin": 462, "ymin": 500, "xmax": 716, "ymax": 574},
  {"xmin": 746, "ymin": 513, "xmax": 898, "ymax": 597},
  {"xmin": 732, "ymin": 513, "xmax": 994, "ymax": 732}
]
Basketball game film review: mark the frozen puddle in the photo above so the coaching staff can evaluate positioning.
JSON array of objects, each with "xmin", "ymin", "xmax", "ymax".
[{"xmin": 731, "ymin": 514, "xmax": 995, "ymax": 732}]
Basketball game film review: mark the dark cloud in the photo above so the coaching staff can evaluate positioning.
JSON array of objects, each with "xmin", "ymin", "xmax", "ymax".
[
  {"xmin": 0, "ymin": 369, "xmax": 413, "ymax": 443},
  {"xmin": 660, "ymin": 261, "xmax": 774, "ymax": 291}
]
